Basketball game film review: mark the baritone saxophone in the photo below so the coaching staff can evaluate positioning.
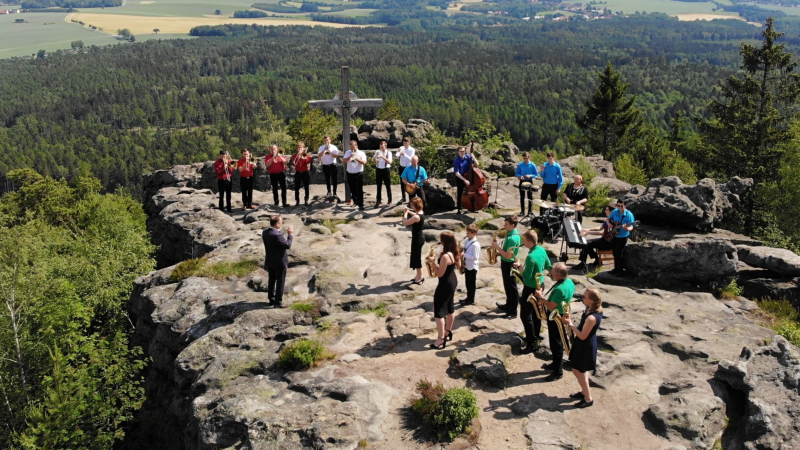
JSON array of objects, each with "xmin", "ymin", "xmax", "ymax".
[{"xmin": 548, "ymin": 301, "xmax": 574, "ymax": 356}]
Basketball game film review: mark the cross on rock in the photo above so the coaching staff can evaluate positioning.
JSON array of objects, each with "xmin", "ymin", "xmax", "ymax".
[{"xmin": 308, "ymin": 66, "xmax": 384, "ymax": 202}]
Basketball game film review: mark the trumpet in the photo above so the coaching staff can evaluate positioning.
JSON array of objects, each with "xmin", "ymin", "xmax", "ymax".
[
  {"xmin": 548, "ymin": 301, "xmax": 574, "ymax": 356},
  {"xmin": 425, "ymin": 244, "xmax": 438, "ymax": 277}
]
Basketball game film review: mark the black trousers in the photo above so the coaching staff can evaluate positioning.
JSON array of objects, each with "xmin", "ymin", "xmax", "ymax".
[
  {"xmin": 322, "ymin": 164, "xmax": 338, "ymax": 195},
  {"xmin": 267, "ymin": 266, "xmax": 287, "ymax": 305},
  {"xmin": 520, "ymin": 284, "xmax": 543, "ymax": 348},
  {"xmin": 547, "ymin": 318, "xmax": 565, "ymax": 373},
  {"xmin": 580, "ymin": 238, "xmax": 613, "ymax": 263},
  {"xmin": 240, "ymin": 176, "xmax": 254, "ymax": 208},
  {"xmin": 519, "ymin": 179, "xmax": 534, "ymax": 214},
  {"xmin": 347, "ymin": 172, "xmax": 364, "ymax": 208},
  {"xmin": 270, "ymin": 172, "xmax": 287, "ymax": 206},
  {"xmin": 613, "ymin": 236, "xmax": 628, "ymax": 272},
  {"xmin": 398, "ymin": 165, "xmax": 410, "ymax": 200},
  {"xmin": 294, "ymin": 170, "xmax": 310, "ymax": 203},
  {"xmin": 500, "ymin": 259, "xmax": 519, "ymax": 312},
  {"xmin": 409, "ymin": 185, "xmax": 426, "ymax": 206},
  {"xmin": 456, "ymin": 178, "xmax": 465, "ymax": 211},
  {"xmin": 376, "ymin": 167, "xmax": 392, "ymax": 204},
  {"xmin": 464, "ymin": 268, "xmax": 477, "ymax": 302},
  {"xmin": 541, "ymin": 183, "xmax": 558, "ymax": 202},
  {"xmin": 217, "ymin": 178, "xmax": 232, "ymax": 210}
]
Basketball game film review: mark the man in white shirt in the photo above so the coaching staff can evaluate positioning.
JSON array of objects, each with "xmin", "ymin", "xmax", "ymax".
[
  {"xmin": 373, "ymin": 139, "xmax": 393, "ymax": 206},
  {"xmin": 343, "ymin": 140, "xmax": 367, "ymax": 210},
  {"xmin": 395, "ymin": 137, "xmax": 415, "ymax": 203},
  {"xmin": 318, "ymin": 135, "xmax": 340, "ymax": 201},
  {"xmin": 459, "ymin": 224, "xmax": 481, "ymax": 306}
]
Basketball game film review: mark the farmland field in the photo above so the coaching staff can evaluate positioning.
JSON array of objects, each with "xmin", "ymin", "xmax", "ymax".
[{"xmin": 0, "ymin": 12, "xmax": 118, "ymax": 58}]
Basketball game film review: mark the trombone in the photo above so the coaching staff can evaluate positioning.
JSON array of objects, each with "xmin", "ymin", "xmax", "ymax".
[{"xmin": 548, "ymin": 301, "xmax": 574, "ymax": 356}]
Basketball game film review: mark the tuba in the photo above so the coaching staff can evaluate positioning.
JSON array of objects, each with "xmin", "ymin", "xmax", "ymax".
[
  {"xmin": 548, "ymin": 301, "xmax": 574, "ymax": 356},
  {"xmin": 425, "ymin": 244, "xmax": 438, "ymax": 277}
]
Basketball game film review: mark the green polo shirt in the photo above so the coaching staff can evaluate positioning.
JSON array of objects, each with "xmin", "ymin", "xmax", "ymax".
[
  {"xmin": 523, "ymin": 245, "xmax": 552, "ymax": 288},
  {"xmin": 547, "ymin": 278, "xmax": 574, "ymax": 314},
  {"xmin": 501, "ymin": 229, "xmax": 521, "ymax": 263}
]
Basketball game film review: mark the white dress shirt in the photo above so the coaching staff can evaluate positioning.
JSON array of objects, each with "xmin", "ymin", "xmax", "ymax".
[
  {"xmin": 373, "ymin": 149, "xmax": 393, "ymax": 169},
  {"xmin": 344, "ymin": 149, "xmax": 366, "ymax": 173},
  {"xmin": 318, "ymin": 144, "xmax": 340, "ymax": 165},
  {"xmin": 463, "ymin": 237, "xmax": 481, "ymax": 271},
  {"xmin": 396, "ymin": 145, "xmax": 415, "ymax": 168}
]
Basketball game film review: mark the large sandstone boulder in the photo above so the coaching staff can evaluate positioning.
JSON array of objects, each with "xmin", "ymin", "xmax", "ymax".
[
  {"xmin": 736, "ymin": 245, "xmax": 800, "ymax": 277},
  {"xmin": 624, "ymin": 237, "xmax": 738, "ymax": 283},
  {"xmin": 623, "ymin": 176, "xmax": 753, "ymax": 231},
  {"xmin": 424, "ymin": 178, "xmax": 457, "ymax": 213},
  {"xmin": 356, "ymin": 118, "xmax": 433, "ymax": 149},
  {"xmin": 714, "ymin": 337, "xmax": 800, "ymax": 450},
  {"xmin": 591, "ymin": 177, "xmax": 632, "ymax": 198}
]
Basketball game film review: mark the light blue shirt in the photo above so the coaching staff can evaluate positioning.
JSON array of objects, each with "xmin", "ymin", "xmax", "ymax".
[
  {"xmin": 401, "ymin": 165, "xmax": 428, "ymax": 185},
  {"xmin": 608, "ymin": 208, "xmax": 635, "ymax": 238},
  {"xmin": 515, "ymin": 161, "xmax": 539, "ymax": 180},
  {"xmin": 541, "ymin": 161, "xmax": 563, "ymax": 189}
]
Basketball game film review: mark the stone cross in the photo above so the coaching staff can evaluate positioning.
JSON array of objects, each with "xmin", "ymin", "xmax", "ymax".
[{"xmin": 308, "ymin": 66, "xmax": 383, "ymax": 202}]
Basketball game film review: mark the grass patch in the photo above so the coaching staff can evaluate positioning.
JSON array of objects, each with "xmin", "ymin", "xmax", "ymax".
[
  {"xmin": 586, "ymin": 265, "xmax": 604, "ymax": 279},
  {"xmin": 357, "ymin": 439, "xmax": 369, "ymax": 448},
  {"xmin": 755, "ymin": 298, "xmax": 800, "ymax": 347},
  {"xmin": 718, "ymin": 279, "xmax": 743, "ymax": 300},
  {"xmin": 290, "ymin": 300, "xmax": 322, "ymax": 319},
  {"xmin": 320, "ymin": 218, "xmax": 352, "ymax": 233},
  {"xmin": 474, "ymin": 218, "xmax": 499, "ymax": 230},
  {"xmin": 277, "ymin": 339, "xmax": 334, "ymax": 371},
  {"xmin": 170, "ymin": 257, "xmax": 260, "ymax": 282},
  {"xmin": 358, "ymin": 302, "xmax": 388, "ymax": 317},
  {"xmin": 411, "ymin": 379, "xmax": 479, "ymax": 441},
  {"xmin": 484, "ymin": 207, "xmax": 501, "ymax": 219}
]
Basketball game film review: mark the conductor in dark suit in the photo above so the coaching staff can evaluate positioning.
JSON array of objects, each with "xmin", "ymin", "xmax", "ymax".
[{"xmin": 262, "ymin": 215, "xmax": 294, "ymax": 308}]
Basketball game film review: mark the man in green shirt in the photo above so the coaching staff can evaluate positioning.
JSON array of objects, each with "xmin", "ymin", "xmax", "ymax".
[
  {"xmin": 493, "ymin": 215, "xmax": 522, "ymax": 318},
  {"xmin": 515, "ymin": 230, "xmax": 552, "ymax": 354},
  {"xmin": 534, "ymin": 262, "xmax": 574, "ymax": 381}
]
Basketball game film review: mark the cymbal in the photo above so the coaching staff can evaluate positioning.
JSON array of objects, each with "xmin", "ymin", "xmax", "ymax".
[
  {"xmin": 533, "ymin": 199, "xmax": 556, "ymax": 209},
  {"xmin": 574, "ymin": 205, "xmax": 585, "ymax": 212}
]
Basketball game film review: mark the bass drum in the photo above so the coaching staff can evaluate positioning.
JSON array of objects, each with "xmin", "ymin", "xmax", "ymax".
[{"xmin": 532, "ymin": 215, "xmax": 561, "ymax": 242}]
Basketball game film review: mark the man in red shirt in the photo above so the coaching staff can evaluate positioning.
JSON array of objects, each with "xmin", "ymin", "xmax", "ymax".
[
  {"xmin": 265, "ymin": 144, "xmax": 288, "ymax": 207},
  {"xmin": 291, "ymin": 141, "xmax": 312, "ymax": 206},
  {"xmin": 213, "ymin": 150, "xmax": 234, "ymax": 212},
  {"xmin": 236, "ymin": 148, "xmax": 256, "ymax": 210}
]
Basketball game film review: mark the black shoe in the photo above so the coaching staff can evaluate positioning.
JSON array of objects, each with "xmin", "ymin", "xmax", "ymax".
[
  {"xmin": 592, "ymin": 258, "xmax": 601, "ymax": 267},
  {"xmin": 542, "ymin": 362, "xmax": 556, "ymax": 370},
  {"xmin": 609, "ymin": 269, "xmax": 622, "ymax": 275},
  {"xmin": 575, "ymin": 399, "xmax": 594, "ymax": 408},
  {"xmin": 495, "ymin": 302, "xmax": 508, "ymax": 311},
  {"xmin": 569, "ymin": 392, "xmax": 585, "ymax": 399},
  {"xmin": 459, "ymin": 299, "xmax": 474, "ymax": 306},
  {"xmin": 457, "ymin": 209, "xmax": 462, "ymax": 215},
  {"xmin": 573, "ymin": 262, "xmax": 587, "ymax": 272},
  {"xmin": 429, "ymin": 339, "xmax": 446, "ymax": 349},
  {"xmin": 295, "ymin": 202, "xmax": 300, "ymax": 207},
  {"xmin": 326, "ymin": 191, "xmax": 331, "ymax": 197},
  {"xmin": 506, "ymin": 313, "xmax": 518, "ymax": 319},
  {"xmin": 226, "ymin": 207, "xmax": 232, "ymax": 212},
  {"xmin": 305, "ymin": 200, "xmax": 309, "ymax": 205},
  {"xmin": 445, "ymin": 329, "xmax": 453, "ymax": 341},
  {"xmin": 520, "ymin": 210, "xmax": 525, "ymax": 216},
  {"xmin": 521, "ymin": 346, "xmax": 538, "ymax": 355},
  {"xmin": 358, "ymin": 206, "xmax": 365, "ymax": 211},
  {"xmin": 273, "ymin": 302, "xmax": 284, "ymax": 308},
  {"xmin": 545, "ymin": 371, "xmax": 563, "ymax": 382}
]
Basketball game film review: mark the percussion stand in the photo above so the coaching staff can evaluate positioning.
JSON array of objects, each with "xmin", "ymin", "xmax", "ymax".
[{"xmin": 487, "ymin": 177, "xmax": 504, "ymax": 210}]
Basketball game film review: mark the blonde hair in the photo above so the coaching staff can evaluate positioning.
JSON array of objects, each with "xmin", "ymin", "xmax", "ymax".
[
  {"xmin": 522, "ymin": 230, "xmax": 538, "ymax": 246},
  {"xmin": 584, "ymin": 288, "xmax": 603, "ymax": 313}
]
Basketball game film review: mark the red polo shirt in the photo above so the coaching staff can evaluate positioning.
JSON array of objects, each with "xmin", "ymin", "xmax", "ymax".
[
  {"xmin": 265, "ymin": 154, "xmax": 286, "ymax": 174},
  {"xmin": 237, "ymin": 157, "xmax": 255, "ymax": 177},
  {"xmin": 292, "ymin": 153, "xmax": 312, "ymax": 172},
  {"xmin": 214, "ymin": 158, "xmax": 232, "ymax": 180}
]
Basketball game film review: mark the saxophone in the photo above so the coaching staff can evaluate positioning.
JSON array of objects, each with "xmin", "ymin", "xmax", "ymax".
[
  {"xmin": 510, "ymin": 254, "xmax": 523, "ymax": 283},
  {"xmin": 425, "ymin": 244, "xmax": 438, "ymax": 277},
  {"xmin": 487, "ymin": 231, "xmax": 499, "ymax": 265},
  {"xmin": 548, "ymin": 301, "xmax": 574, "ymax": 356},
  {"xmin": 527, "ymin": 271, "xmax": 548, "ymax": 321}
]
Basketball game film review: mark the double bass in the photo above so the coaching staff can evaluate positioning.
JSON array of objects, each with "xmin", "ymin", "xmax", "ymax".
[{"xmin": 460, "ymin": 140, "xmax": 489, "ymax": 212}]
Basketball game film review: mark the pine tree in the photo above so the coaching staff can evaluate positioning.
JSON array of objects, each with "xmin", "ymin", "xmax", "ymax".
[{"xmin": 576, "ymin": 63, "xmax": 641, "ymax": 158}]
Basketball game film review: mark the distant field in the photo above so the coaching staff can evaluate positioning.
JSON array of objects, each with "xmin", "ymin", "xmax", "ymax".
[
  {"xmin": 0, "ymin": 12, "xmax": 118, "ymax": 58},
  {"xmin": 74, "ymin": 0, "xmax": 271, "ymax": 17},
  {"xmin": 674, "ymin": 13, "xmax": 760, "ymax": 25},
  {"xmin": 740, "ymin": 1, "xmax": 800, "ymax": 16},
  {"xmin": 68, "ymin": 12, "xmax": 365, "ymax": 34},
  {"xmin": 574, "ymin": 0, "xmax": 719, "ymax": 15},
  {"xmin": 325, "ymin": 7, "xmax": 377, "ymax": 16}
]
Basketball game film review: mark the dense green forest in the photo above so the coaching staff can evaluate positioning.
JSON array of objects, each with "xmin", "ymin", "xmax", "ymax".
[{"xmin": 0, "ymin": 15, "xmax": 769, "ymax": 196}]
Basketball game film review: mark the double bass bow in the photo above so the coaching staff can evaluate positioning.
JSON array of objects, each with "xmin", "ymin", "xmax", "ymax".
[{"xmin": 460, "ymin": 140, "xmax": 489, "ymax": 212}]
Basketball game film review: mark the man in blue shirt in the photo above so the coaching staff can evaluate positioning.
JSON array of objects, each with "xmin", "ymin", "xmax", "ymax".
[
  {"xmin": 453, "ymin": 146, "xmax": 476, "ymax": 214},
  {"xmin": 401, "ymin": 155, "xmax": 429, "ymax": 205},
  {"xmin": 540, "ymin": 151, "xmax": 563, "ymax": 203},
  {"xmin": 607, "ymin": 198, "xmax": 636, "ymax": 275},
  {"xmin": 515, "ymin": 152, "xmax": 539, "ymax": 216}
]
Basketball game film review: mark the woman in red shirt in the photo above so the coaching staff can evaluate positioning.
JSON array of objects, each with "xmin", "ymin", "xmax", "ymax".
[
  {"xmin": 265, "ymin": 144, "xmax": 288, "ymax": 207},
  {"xmin": 237, "ymin": 148, "xmax": 256, "ymax": 210},
  {"xmin": 291, "ymin": 142, "xmax": 312, "ymax": 206}
]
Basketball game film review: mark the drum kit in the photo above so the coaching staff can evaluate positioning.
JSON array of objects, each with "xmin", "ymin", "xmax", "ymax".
[{"xmin": 531, "ymin": 199, "xmax": 584, "ymax": 243}]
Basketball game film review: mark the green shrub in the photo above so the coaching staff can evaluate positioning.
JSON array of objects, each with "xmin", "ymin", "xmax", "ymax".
[
  {"xmin": 358, "ymin": 302, "xmax": 388, "ymax": 317},
  {"xmin": 483, "ymin": 207, "xmax": 500, "ymax": 219},
  {"xmin": 774, "ymin": 321, "xmax": 800, "ymax": 347},
  {"xmin": 290, "ymin": 302, "xmax": 316, "ymax": 313},
  {"xmin": 756, "ymin": 298, "xmax": 800, "ymax": 347},
  {"xmin": 718, "ymin": 279, "xmax": 743, "ymax": 300},
  {"xmin": 320, "ymin": 218, "xmax": 351, "ymax": 233},
  {"xmin": 170, "ymin": 257, "xmax": 205, "ymax": 282},
  {"xmin": 434, "ymin": 388, "xmax": 479, "ymax": 440},
  {"xmin": 615, "ymin": 153, "xmax": 648, "ymax": 186},
  {"xmin": 585, "ymin": 185, "xmax": 611, "ymax": 217},
  {"xmin": 572, "ymin": 155, "xmax": 597, "ymax": 186},
  {"xmin": 278, "ymin": 339, "xmax": 328, "ymax": 371},
  {"xmin": 411, "ymin": 380, "xmax": 479, "ymax": 441}
]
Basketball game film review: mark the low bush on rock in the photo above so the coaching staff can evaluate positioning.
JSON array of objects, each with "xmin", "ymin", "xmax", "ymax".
[
  {"xmin": 756, "ymin": 298, "xmax": 800, "ymax": 347},
  {"xmin": 170, "ymin": 258, "xmax": 260, "ymax": 282},
  {"xmin": 278, "ymin": 339, "xmax": 332, "ymax": 371},
  {"xmin": 718, "ymin": 279, "xmax": 743, "ymax": 300},
  {"xmin": 412, "ymin": 379, "xmax": 479, "ymax": 441},
  {"xmin": 585, "ymin": 185, "xmax": 611, "ymax": 216}
]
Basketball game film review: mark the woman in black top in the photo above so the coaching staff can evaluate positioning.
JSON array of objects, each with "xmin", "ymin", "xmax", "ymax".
[
  {"xmin": 426, "ymin": 231, "xmax": 459, "ymax": 349},
  {"xmin": 402, "ymin": 197, "xmax": 426, "ymax": 284},
  {"xmin": 562, "ymin": 174, "xmax": 589, "ymax": 223},
  {"xmin": 562, "ymin": 288, "xmax": 603, "ymax": 408}
]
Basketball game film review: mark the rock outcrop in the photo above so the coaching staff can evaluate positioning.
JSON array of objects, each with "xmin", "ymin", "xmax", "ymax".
[
  {"xmin": 560, "ymin": 154, "xmax": 616, "ymax": 179},
  {"xmin": 623, "ymin": 176, "xmax": 753, "ymax": 231},
  {"xmin": 624, "ymin": 236, "xmax": 738, "ymax": 283},
  {"xmin": 737, "ymin": 245, "xmax": 800, "ymax": 277},
  {"xmin": 357, "ymin": 118, "xmax": 434, "ymax": 149}
]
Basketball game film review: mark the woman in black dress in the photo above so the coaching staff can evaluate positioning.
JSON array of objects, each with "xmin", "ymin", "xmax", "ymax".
[
  {"xmin": 402, "ymin": 197, "xmax": 426, "ymax": 284},
  {"xmin": 426, "ymin": 231, "xmax": 459, "ymax": 349},
  {"xmin": 562, "ymin": 288, "xmax": 603, "ymax": 408}
]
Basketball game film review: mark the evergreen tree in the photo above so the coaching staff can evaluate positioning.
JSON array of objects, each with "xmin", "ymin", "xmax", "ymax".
[{"xmin": 576, "ymin": 63, "xmax": 641, "ymax": 159}]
